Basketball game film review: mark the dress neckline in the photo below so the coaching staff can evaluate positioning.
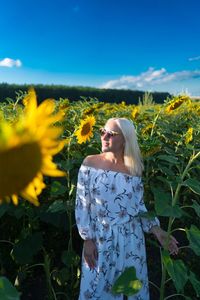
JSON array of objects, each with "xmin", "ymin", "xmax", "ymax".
[{"xmin": 81, "ymin": 164, "xmax": 140, "ymax": 178}]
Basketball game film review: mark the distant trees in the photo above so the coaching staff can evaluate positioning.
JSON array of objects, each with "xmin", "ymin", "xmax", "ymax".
[{"xmin": 0, "ymin": 82, "xmax": 171, "ymax": 104}]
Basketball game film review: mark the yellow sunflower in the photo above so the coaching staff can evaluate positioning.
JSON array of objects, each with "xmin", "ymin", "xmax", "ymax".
[
  {"xmin": 141, "ymin": 124, "xmax": 153, "ymax": 136},
  {"xmin": 75, "ymin": 115, "xmax": 96, "ymax": 144},
  {"xmin": 0, "ymin": 88, "xmax": 66, "ymax": 206},
  {"xmin": 185, "ymin": 127, "xmax": 193, "ymax": 144},
  {"xmin": 165, "ymin": 95, "xmax": 191, "ymax": 114},
  {"xmin": 131, "ymin": 107, "xmax": 139, "ymax": 119}
]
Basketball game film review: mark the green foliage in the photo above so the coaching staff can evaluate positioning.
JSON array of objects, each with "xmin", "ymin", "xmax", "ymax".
[
  {"xmin": 153, "ymin": 187, "xmax": 183, "ymax": 218},
  {"xmin": 186, "ymin": 225, "xmax": 200, "ymax": 256},
  {"xmin": 12, "ymin": 232, "xmax": 43, "ymax": 264},
  {"xmin": 138, "ymin": 91, "xmax": 155, "ymax": 106},
  {"xmin": 0, "ymin": 93, "xmax": 200, "ymax": 299},
  {"xmin": 111, "ymin": 267, "xmax": 142, "ymax": 296},
  {"xmin": 0, "ymin": 277, "xmax": 20, "ymax": 300},
  {"xmin": 162, "ymin": 250, "xmax": 188, "ymax": 292}
]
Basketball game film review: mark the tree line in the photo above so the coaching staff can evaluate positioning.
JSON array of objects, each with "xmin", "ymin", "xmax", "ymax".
[{"xmin": 0, "ymin": 82, "xmax": 171, "ymax": 104}]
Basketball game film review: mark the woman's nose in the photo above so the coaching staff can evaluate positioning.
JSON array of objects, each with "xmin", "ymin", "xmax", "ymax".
[{"xmin": 102, "ymin": 132, "xmax": 110, "ymax": 140}]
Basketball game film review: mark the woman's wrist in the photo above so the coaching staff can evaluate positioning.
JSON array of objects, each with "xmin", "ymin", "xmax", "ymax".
[
  {"xmin": 149, "ymin": 225, "xmax": 161, "ymax": 238},
  {"xmin": 84, "ymin": 239, "xmax": 94, "ymax": 244}
]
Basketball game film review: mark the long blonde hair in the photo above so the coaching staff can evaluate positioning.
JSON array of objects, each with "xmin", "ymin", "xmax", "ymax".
[{"xmin": 108, "ymin": 118, "xmax": 144, "ymax": 176}]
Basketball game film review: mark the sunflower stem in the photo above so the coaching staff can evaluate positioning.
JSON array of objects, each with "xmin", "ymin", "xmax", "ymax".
[{"xmin": 43, "ymin": 251, "xmax": 54, "ymax": 300}]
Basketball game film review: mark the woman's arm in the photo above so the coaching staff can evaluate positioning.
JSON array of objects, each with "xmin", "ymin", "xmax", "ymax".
[
  {"xmin": 150, "ymin": 225, "xmax": 179, "ymax": 255},
  {"xmin": 75, "ymin": 164, "xmax": 98, "ymax": 269}
]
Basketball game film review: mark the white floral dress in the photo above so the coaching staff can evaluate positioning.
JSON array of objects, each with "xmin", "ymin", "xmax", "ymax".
[{"xmin": 75, "ymin": 165, "xmax": 159, "ymax": 300}]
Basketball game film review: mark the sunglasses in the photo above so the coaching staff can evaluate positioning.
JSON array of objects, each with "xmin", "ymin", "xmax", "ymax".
[{"xmin": 99, "ymin": 127, "xmax": 120, "ymax": 138}]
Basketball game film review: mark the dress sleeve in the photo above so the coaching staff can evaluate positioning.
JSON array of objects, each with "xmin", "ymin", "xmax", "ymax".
[
  {"xmin": 135, "ymin": 177, "xmax": 160, "ymax": 233},
  {"xmin": 75, "ymin": 166, "xmax": 93, "ymax": 240}
]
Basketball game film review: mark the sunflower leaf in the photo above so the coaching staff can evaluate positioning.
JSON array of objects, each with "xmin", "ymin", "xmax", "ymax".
[
  {"xmin": 152, "ymin": 188, "xmax": 182, "ymax": 218},
  {"xmin": 111, "ymin": 267, "xmax": 142, "ymax": 296},
  {"xmin": 162, "ymin": 250, "xmax": 188, "ymax": 292},
  {"xmin": 186, "ymin": 225, "xmax": 200, "ymax": 255},
  {"xmin": 50, "ymin": 181, "xmax": 67, "ymax": 196},
  {"xmin": 189, "ymin": 271, "xmax": 200, "ymax": 297},
  {"xmin": 0, "ymin": 276, "xmax": 21, "ymax": 300},
  {"xmin": 183, "ymin": 178, "xmax": 200, "ymax": 195},
  {"xmin": 11, "ymin": 232, "xmax": 43, "ymax": 264},
  {"xmin": 191, "ymin": 200, "xmax": 200, "ymax": 217},
  {"xmin": 157, "ymin": 155, "xmax": 179, "ymax": 164}
]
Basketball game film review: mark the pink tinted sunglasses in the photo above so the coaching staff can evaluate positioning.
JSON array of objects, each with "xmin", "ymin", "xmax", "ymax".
[{"xmin": 99, "ymin": 127, "xmax": 120, "ymax": 138}]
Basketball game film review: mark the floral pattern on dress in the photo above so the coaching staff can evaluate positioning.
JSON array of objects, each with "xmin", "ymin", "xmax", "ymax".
[{"xmin": 75, "ymin": 165, "xmax": 160, "ymax": 300}]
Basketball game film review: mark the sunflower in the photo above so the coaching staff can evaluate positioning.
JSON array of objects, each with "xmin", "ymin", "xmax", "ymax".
[
  {"xmin": 165, "ymin": 95, "xmax": 191, "ymax": 114},
  {"xmin": 141, "ymin": 124, "xmax": 153, "ymax": 136},
  {"xmin": 75, "ymin": 115, "xmax": 96, "ymax": 144},
  {"xmin": 82, "ymin": 105, "xmax": 96, "ymax": 117},
  {"xmin": 131, "ymin": 107, "xmax": 139, "ymax": 119},
  {"xmin": 0, "ymin": 88, "xmax": 66, "ymax": 206},
  {"xmin": 185, "ymin": 127, "xmax": 193, "ymax": 144}
]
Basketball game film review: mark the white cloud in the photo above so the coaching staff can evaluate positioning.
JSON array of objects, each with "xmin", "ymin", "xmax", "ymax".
[
  {"xmin": 188, "ymin": 56, "xmax": 200, "ymax": 61},
  {"xmin": 0, "ymin": 58, "xmax": 22, "ymax": 68},
  {"xmin": 101, "ymin": 67, "xmax": 200, "ymax": 90}
]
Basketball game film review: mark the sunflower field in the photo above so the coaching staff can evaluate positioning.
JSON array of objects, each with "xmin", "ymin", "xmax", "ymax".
[{"xmin": 0, "ymin": 90, "xmax": 200, "ymax": 300}]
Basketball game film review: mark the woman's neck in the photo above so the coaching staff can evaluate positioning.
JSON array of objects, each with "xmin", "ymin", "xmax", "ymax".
[{"xmin": 103, "ymin": 152, "xmax": 124, "ymax": 165}]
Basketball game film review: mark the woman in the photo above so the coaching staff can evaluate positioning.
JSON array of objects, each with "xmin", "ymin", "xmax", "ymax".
[{"xmin": 75, "ymin": 118, "xmax": 178, "ymax": 300}]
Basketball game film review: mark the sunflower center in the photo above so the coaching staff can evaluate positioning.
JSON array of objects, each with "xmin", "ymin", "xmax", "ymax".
[
  {"xmin": 0, "ymin": 142, "xmax": 42, "ymax": 198},
  {"xmin": 81, "ymin": 123, "xmax": 91, "ymax": 136}
]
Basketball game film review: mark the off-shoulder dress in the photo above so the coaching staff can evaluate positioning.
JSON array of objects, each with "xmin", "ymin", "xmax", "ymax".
[{"xmin": 75, "ymin": 165, "xmax": 159, "ymax": 300}]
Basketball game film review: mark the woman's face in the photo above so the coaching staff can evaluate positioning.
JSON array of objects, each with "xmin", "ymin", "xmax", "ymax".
[{"xmin": 100, "ymin": 120, "xmax": 125, "ymax": 154}]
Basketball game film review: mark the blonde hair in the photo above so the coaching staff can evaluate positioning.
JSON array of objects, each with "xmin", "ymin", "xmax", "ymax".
[{"xmin": 108, "ymin": 118, "xmax": 144, "ymax": 176}]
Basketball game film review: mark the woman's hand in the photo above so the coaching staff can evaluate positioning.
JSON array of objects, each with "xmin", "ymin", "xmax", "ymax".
[
  {"xmin": 83, "ymin": 239, "xmax": 98, "ymax": 269},
  {"xmin": 150, "ymin": 226, "xmax": 179, "ymax": 255}
]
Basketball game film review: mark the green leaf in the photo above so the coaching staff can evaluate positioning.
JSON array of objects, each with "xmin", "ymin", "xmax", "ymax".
[
  {"xmin": 189, "ymin": 271, "xmax": 200, "ymax": 297},
  {"xmin": 183, "ymin": 178, "xmax": 200, "ymax": 195},
  {"xmin": 47, "ymin": 200, "xmax": 66, "ymax": 213},
  {"xmin": 12, "ymin": 206, "xmax": 26, "ymax": 219},
  {"xmin": 157, "ymin": 155, "xmax": 179, "ymax": 164},
  {"xmin": 12, "ymin": 232, "xmax": 43, "ymax": 264},
  {"xmin": 186, "ymin": 225, "xmax": 200, "ymax": 255},
  {"xmin": 158, "ymin": 166, "xmax": 175, "ymax": 176},
  {"xmin": 86, "ymin": 146, "xmax": 99, "ymax": 155},
  {"xmin": 152, "ymin": 188, "xmax": 182, "ymax": 218},
  {"xmin": 52, "ymin": 268, "xmax": 70, "ymax": 285},
  {"xmin": 0, "ymin": 276, "xmax": 20, "ymax": 300},
  {"xmin": 0, "ymin": 204, "xmax": 9, "ymax": 218},
  {"xmin": 50, "ymin": 181, "xmax": 67, "ymax": 196},
  {"xmin": 69, "ymin": 184, "xmax": 76, "ymax": 196},
  {"xmin": 162, "ymin": 251, "xmax": 188, "ymax": 292},
  {"xmin": 61, "ymin": 250, "xmax": 80, "ymax": 267},
  {"xmin": 39, "ymin": 210, "xmax": 67, "ymax": 228},
  {"xmin": 191, "ymin": 200, "xmax": 200, "ymax": 217},
  {"xmin": 156, "ymin": 176, "xmax": 170, "ymax": 185},
  {"xmin": 111, "ymin": 267, "xmax": 142, "ymax": 296},
  {"xmin": 59, "ymin": 160, "xmax": 74, "ymax": 171}
]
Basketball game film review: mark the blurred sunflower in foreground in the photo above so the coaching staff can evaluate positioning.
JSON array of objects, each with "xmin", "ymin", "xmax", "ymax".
[
  {"xmin": 0, "ymin": 89, "xmax": 66, "ymax": 206},
  {"xmin": 75, "ymin": 115, "xmax": 96, "ymax": 144}
]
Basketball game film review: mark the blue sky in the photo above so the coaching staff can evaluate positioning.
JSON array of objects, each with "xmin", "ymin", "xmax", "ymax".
[{"xmin": 1, "ymin": 0, "xmax": 200, "ymax": 95}]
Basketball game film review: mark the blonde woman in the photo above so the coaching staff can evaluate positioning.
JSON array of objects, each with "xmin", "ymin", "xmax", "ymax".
[{"xmin": 75, "ymin": 118, "xmax": 178, "ymax": 300}]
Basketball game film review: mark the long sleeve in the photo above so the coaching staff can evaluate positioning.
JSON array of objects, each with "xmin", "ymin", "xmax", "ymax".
[
  {"xmin": 135, "ymin": 178, "xmax": 160, "ymax": 233},
  {"xmin": 75, "ymin": 166, "xmax": 94, "ymax": 240}
]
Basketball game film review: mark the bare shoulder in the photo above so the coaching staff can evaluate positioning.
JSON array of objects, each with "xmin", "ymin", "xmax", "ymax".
[{"xmin": 83, "ymin": 154, "xmax": 103, "ymax": 168}]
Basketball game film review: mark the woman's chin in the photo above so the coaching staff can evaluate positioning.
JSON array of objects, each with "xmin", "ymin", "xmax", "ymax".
[{"xmin": 102, "ymin": 146, "xmax": 110, "ymax": 152}]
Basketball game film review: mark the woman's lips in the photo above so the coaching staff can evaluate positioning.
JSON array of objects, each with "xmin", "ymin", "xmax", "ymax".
[{"xmin": 102, "ymin": 142, "xmax": 109, "ymax": 147}]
